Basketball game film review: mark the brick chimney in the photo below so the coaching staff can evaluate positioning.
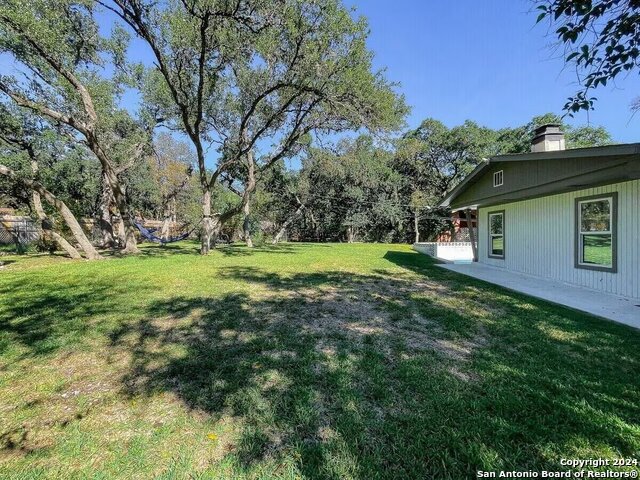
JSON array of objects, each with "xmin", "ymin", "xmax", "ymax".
[{"xmin": 531, "ymin": 124, "xmax": 565, "ymax": 152}]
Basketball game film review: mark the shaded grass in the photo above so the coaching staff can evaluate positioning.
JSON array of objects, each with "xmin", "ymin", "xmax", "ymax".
[{"xmin": 1, "ymin": 242, "xmax": 639, "ymax": 479}]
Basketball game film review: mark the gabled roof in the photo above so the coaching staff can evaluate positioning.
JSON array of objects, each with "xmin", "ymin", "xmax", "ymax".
[
  {"xmin": 439, "ymin": 143, "xmax": 640, "ymax": 210},
  {"xmin": 439, "ymin": 159, "xmax": 490, "ymax": 209}
]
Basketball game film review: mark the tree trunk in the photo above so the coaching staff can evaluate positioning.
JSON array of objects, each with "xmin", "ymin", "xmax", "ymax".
[
  {"xmin": 309, "ymin": 211, "xmax": 319, "ymax": 242},
  {"xmin": 242, "ymin": 200, "xmax": 253, "ymax": 248},
  {"xmin": 273, "ymin": 203, "xmax": 304, "ymax": 244},
  {"xmin": 98, "ymin": 171, "xmax": 115, "ymax": 248},
  {"xmin": 33, "ymin": 190, "xmax": 82, "ymax": 259},
  {"xmin": 212, "ymin": 216, "xmax": 224, "ymax": 246},
  {"xmin": 159, "ymin": 195, "xmax": 178, "ymax": 241},
  {"xmin": 0, "ymin": 164, "xmax": 101, "ymax": 260},
  {"xmin": 30, "ymin": 160, "xmax": 82, "ymax": 259},
  {"xmin": 414, "ymin": 208, "xmax": 420, "ymax": 243},
  {"xmin": 110, "ymin": 178, "xmax": 138, "ymax": 254},
  {"xmin": 48, "ymin": 228, "xmax": 83, "ymax": 258},
  {"xmin": 242, "ymin": 143, "xmax": 256, "ymax": 248},
  {"xmin": 98, "ymin": 172, "xmax": 116, "ymax": 248},
  {"xmin": 201, "ymin": 188, "xmax": 213, "ymax": 254},
  {"xmin": 160, "ymin": 198, "xmax": 171, "ymax": 242},
  {"xmin": 215, "ymin": 143, "xmax": 257, "ymax": 248},
  {"xmin": 346, "ymin": 225, "xmax": 355, "ymax": 243},
  {"xmin": 115, "ymin": 215, "xmax": 126, "ymax": 246},
  {"xmin": 205, "ymin": 143, "xmax": 258, "ymax": 249},
  {"xmin": 44, "ymin": 194, "xmax": 101, "ymax": 260},
  {"xmin": 95, "ymin": 151, "xmax": 138, "ymax": 254},
  {"xmin": 160, "ymin": 217, "xmax": 171, "ymax": 241}
]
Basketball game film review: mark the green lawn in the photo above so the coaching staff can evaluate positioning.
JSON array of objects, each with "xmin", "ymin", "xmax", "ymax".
[{"xmin": 1, "ymin": 243, "xmax": 639, "ymax": 479}]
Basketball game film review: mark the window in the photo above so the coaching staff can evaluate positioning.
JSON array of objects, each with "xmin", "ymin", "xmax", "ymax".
[
  {"xmin": 488, "ymin": 211, "xmax": 505, "ymax": 258},
  {"xmin": 493, "ymin": 170, "xmax": 503, "ymax": 187},
  {"xmin": 575, "ymin": 194, "xmax": 617, "ymax": 272}
]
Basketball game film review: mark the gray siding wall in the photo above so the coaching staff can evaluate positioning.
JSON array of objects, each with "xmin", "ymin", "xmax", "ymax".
[{"xmin": 478, "ymin": 179, "xmax": 640, "ymax": 299}]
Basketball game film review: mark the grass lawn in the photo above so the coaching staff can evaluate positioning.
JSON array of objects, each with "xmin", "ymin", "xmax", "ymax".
[{"xmin": 1, "ymin": 242, "xmax": 639, "ymax": 479}]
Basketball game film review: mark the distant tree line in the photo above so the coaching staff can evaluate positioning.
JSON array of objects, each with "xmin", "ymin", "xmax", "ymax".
[{"xmin": 253, "ymin": 113, "xmax": 613, "ymax": 244}]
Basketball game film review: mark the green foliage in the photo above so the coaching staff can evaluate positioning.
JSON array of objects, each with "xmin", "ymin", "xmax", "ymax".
[
  {"xmin": 392, "ymin": 119, "xmax": 498, "ymax": 240},
  {"xmin": 0, "ymin": 0, "xmax": 621, "ymax": 249},
  {"xmin": 294, "ymin": 135, "xmax": 404, "ymax": 242},
  {"xmin": 0, "ymin": 0, "xmax": 138, "ymax": 145},
  {"xmin": 0, "ymin": 104, "xmax": 101, "ymax": 219},
  {"xmin": 495, "ymin": 113, "xmax": 613, "ymax": 153},
  {"xmin": 268, "ymin": 114, "xmax": 615, "ymax": 244},
  {"xmin": 396, "ymin": 118, "xmax": 497, "ymax": 195},
  {"xmin": 112, "ymin": 0, "xmax": 408, "ymax": 237},
  {"xmin": 536, "ymin": 0, "xmax": 640, "ymax": 114},
  {"xmin": 566, "ymin": 124, "xmax": 613, "ymax": 148},
  {"xmin": 251, "ymin": 162, "xmax": 301, "ymax": 233}
]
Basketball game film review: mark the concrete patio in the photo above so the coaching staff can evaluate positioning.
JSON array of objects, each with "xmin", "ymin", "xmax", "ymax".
[{"xmin": 438, "ymin": 263, "xmax": 640, "ymax": 329}]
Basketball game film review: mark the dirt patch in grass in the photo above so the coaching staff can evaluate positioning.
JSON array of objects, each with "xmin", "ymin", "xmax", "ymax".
[{"xmin": 276, "ymin": 277, "xmax": 491, "ymax": 366}]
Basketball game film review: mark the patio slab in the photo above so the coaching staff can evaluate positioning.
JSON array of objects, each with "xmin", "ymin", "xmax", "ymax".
[{"xmin": 438, "ymin": 262, "xmax": 640, "ymax": 329}]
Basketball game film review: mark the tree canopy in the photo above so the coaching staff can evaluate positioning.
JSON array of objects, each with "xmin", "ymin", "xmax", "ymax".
[
  {"xmin": 103, "ymin": 0, "xmax": 408, "ymax": 253},
  {"xmin": 0, "ymin": 0, "xmax": 149, "ymax": 252},
  {"xmin": 272, "ymin": 114, "xmax": 615, "ymax": 244}
]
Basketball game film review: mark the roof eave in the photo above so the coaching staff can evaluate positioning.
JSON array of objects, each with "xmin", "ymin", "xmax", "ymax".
[
  {"xmin": 491, "ymin": 142, "xmax": 640, "ymax": 162},
  {"xmin": 438, "ymin": 143, "xmax": 640, "ymax": 210}
]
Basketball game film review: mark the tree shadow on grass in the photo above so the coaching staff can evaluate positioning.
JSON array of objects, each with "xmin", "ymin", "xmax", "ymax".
[
  {"xmin": 106, "ymin": 260, "xmax": 640, "ymax": 478},
  {"xmin": 215, "ymin": 242, "xmax": 322, "ymax": 257},
  {"xmin": 2, "ymin": 247, "xmax": 639, "ymax": 477},
  {"xmin": 111, "ymin": 240, "xmax": 202, "ymax": 258},
  {"xmin": 385, "ymin": 249, "xmax": 640, "ymax": 450},
  {"xmin": 0, "ymin": 275, "xmax": 154, "ymax": 358}
]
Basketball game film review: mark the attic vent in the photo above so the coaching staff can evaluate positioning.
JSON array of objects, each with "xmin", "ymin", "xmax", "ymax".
[{"xmin": 493, "ymin": 170, "xmax": 504, "ymax": 187}]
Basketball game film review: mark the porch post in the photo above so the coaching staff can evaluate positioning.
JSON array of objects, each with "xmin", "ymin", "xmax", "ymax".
[{"xmin": 466, "ymin": 208, "xmax": 478, "ymax": 262}]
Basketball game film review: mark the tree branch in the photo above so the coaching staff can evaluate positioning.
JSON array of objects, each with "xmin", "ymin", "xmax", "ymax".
[
  {"xmin": 0, "ymin": 14, "xmax": 98, "ymax": 126},
  {"xmin": 0, "ymin": 81, "xmax": 88, "ymax": 134}
]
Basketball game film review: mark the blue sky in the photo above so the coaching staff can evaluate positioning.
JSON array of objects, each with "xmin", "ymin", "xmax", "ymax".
[
  {"xmin": 2, "ymin": 0, "xmax": 637, "ymax": 150},
  {"xmin": 347, "ymin": 0, "xmax": 640, "ymax": 142}
]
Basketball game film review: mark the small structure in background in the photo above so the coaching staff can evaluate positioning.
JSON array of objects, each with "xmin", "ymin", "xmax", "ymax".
[
  {"xmin": 435, "ymin": 210, "xmax": 477, "ymax": 242},
  {"xmin": 0, "ymin": 209, "xmax": 40, "ymax": 250},
  {"xmin": 412, "ymin": 210, "xmax": 477, "ymax": 263}
]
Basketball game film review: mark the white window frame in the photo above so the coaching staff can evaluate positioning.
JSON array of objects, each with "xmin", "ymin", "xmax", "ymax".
[
  {"xmin": 493, "ymin": 170, "xmax": 503, "ymax": 187},
  {"xmin": 488, "ymin": 210, "xmax": 505, "ymax": 259},
  {"xmin": 575, "ymin": 193, "xmax": 617, "ymax": 273}
]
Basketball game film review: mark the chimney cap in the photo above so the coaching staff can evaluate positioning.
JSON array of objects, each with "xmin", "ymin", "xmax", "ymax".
[{"xmin": 533, "ymin": 123, "xmax": 563, "ymax": 137}]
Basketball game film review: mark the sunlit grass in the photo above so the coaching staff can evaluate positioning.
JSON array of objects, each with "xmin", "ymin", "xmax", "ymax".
[{"xmin": 1, "ymin": 242, "xmax": 639, "ymax": 479}]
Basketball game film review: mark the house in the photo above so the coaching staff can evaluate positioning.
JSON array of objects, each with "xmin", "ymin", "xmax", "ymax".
[{"xmin": 438, "ymin": 124, "xmax": 640, "ymax": 300}]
